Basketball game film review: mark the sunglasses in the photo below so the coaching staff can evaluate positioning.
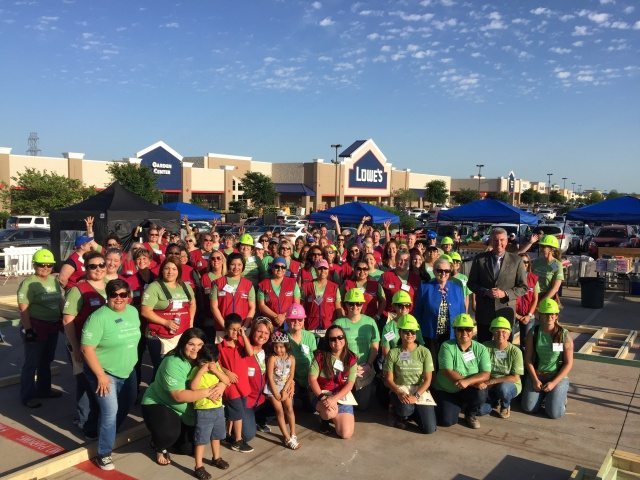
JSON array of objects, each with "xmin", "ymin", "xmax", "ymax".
[
  {"xmin": 328, "ymin": 335, "xmax": 345, "ymax": 342},
  {"xmin": 350, "ymin": 250, "xmax": 360, "ymax": 253},
  {"xmin": 186, "ymin": 239, "xmax": 194, "ymax": 243},
  {"xmin": 311, "ymin": 253, "xmax": 323, "ymax": 257},
  {"xmin": 456, "ymin": 327, "xmax": 474, "ymax": 333},
  {"xmin": 204, "ymin": 238, "xmax": 213, "ymax": 242},
  {"xmin": 211, "ymin": 256, "xmax": 224, "ymax": 261},
  {"xmin": 109, "ymin": 291, "xmax": 129, "ymax": 299},
  {"xmin": 280, "ymin": 246, "xmax": 291, "ymax": 250},
  {"xmin": 355, "ymin": 267, "xmax": 369, "ymax": 271},
  {"xmin": 435, "ymin": 269, "xmax": 451, "ymax": 274},
  {"xmin": 396, "ymin": 303, "xmax": 412, "ymax": 308},
  {"xmin": 106, "ymin": 243, "xmax": 119, "ymax": 248},
  {"xmin": 35, "ymin": 263, "xmax": 54, "ymax": 268},
  {"xmin": 522, "ymin": 260, "xmax": 530, "ymax": 264},
  {"xmin": 273, "ymin": 265, "xmax": 287, "ymax": 270},
  {"xmin": 149, "ymin": 233, "xmax": 159, "ymax": 237},
  {"xmin": 400, "ymin": 330, "xmax": 417, "ymax": 335},
  {"xmin": 87, "ymin": 263, "xmax": 106, "ymax": 270},
  {"xmin": 289, "ymin": 318, "xmax": 305, "ymax": 323},
  {"xmin": 345, "ymin": 302, "xmax": 363, "ymax": 307}
]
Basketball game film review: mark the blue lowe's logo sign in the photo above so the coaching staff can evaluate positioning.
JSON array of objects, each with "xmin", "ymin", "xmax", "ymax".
[
  {"xmin": 348, "ymin": 151, "xmax": 388, "ymax": 189},
  {"xmin": 139, "ymin": 146, "xmax": 183, "ymax": 191}
]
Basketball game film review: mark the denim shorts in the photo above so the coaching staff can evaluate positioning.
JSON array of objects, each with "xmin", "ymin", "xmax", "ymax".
[
  {"xmin": 224, "ymin": 396, "xmax": 246, "ymax": 422},
  {"xmin": 194, "ymin": 408, "xmax": 226, "ymax": 445},
  {"xmin": 311, "ymin": 395, "xmax": 354, "ymax": 415}
]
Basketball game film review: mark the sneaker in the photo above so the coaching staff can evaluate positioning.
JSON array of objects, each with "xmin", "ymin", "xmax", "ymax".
[
  {"xmin": 499, "ymin": 406, "xmax": 511, "ymax": 419},
  {"xmin": 231, "ymin": 440, "xmax": 254, "ymax": 453},
  {"xmin": 211, "ymin": 457, "xmax": 229, "ymax": 470},
  {"xmin": 194, "ymin": 466, "xmax": 212, "ymax": 480},
  {"xmin": 256, "ymin": 423, "xmax": 271, "ymax": 433},
  {"xmin": 465, "ymin": 413, "xmax": 481, "ymax": 429},
  {"xmin": 95, "ymin": 455, "xmax": 115, "ymax": 471},
  {"xmin": 318, "ymin": 419, "xmax": 332, "ymax": 434}
]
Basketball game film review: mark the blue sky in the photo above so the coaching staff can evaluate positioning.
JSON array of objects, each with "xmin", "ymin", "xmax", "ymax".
[{"xmin": 1, "ymin": 0, "xmax": 638, "ymax": 193}]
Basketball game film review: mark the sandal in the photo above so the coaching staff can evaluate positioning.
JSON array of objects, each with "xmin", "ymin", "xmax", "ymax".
[
  {"xmin": 194, "ymin": 466, "xmax": 212, "ymax": 480},
  {"xmin": 155, "ymin": 449, "xmax": 171, "ymax": 466},
  {"xmin": 285, "ymin": 435, "xmax": 301, "ymax": 450},
  {"xmin": 211, "ymin": 457, "xmax": 229, "ymax": 470}
]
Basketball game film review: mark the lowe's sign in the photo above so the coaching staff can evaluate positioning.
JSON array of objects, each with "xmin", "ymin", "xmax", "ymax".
[{"xmin": 348, "ymin": 151, "xmax": 388, "ymax": 189}]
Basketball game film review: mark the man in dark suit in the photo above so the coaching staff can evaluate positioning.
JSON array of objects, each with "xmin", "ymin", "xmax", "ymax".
[{"xmin": 468, "ymin": 228, "xmax": 528, "ymax": 342}]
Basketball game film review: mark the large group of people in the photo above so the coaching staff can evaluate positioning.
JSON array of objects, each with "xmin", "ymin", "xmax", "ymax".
[{"xmin": 17, "ymin": 216, "xmax": 574, "ymax": 478}]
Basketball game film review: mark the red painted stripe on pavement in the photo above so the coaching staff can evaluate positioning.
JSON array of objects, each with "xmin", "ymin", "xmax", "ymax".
[
  {"xmin": 0, "ymin": 422, "xmax": 65, "ymax": 456},
  {"xmin": 76, "ymin": 459, "xmax": 138, "ymax": 480}
]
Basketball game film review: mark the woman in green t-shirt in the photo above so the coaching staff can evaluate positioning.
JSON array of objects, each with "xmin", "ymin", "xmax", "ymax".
[
  {"xmin": 531, "ymin": 235, "xmax": 564, "ymax": 303},
  {"xmin": 522, "ymin": 298, "xmax": 573, "ymax": 419},
  {"xmin": 383, "ymin": 314, "xmax": 436, "ymax": 434},
  {"xmin": 17, "ymin": 249, "xmax": 63, "ymax": 408}
]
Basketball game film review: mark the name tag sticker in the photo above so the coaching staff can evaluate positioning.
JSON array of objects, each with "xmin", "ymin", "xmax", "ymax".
[
  {"xmin": 302, "ymin": 344, "xmax": 310, "ymax": 355},
  {"xmin": 400, "ymin": 284, "xmax": 411, "ymax": 292},
  {"xmin": 333, "ymin": 359, "xmax": 344, "ymax": 372},
  {"xmin": 89, "ymin": 298, "xmax": 101, "ymax": 307},
  {"xmin": 247, "ymin": 367, "xmax": 256, "ymax": 377},
  {"xmin": 384, "ymin": 331, "xmax": 395, "ymax": 342},
  {"xmin": 172, "ymin": 301, "xmax": 183, "ymax": 310},
  {"xmin": 222, "ymin": 284, "xmax": 236, "ymax": 294},
  {"xmin": 462, "ymin": 350, "xmax": 476, "ymax": 362},
  {"xmin": 399, "ymin": 351, "xmax": 411, "ymax": 361},
  {"xmin": 553, "ymin": 343, "xmax": 564, "ymax": 352},
  {"xmin": 495, "ymin": 350, "xmax": 507, "ymax": 360}
]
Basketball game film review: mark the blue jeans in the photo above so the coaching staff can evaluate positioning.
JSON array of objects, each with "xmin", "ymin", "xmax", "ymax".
[
  {"xmin": 76, "ymin": 372, "xmax": 99, "ymax": 435},
  {"xmin": 433, "ymin": 387, "xmax": 488, "ymax": 427},
  {"xmin": 390, "ymin": 394, "xmax": 437, "ymax": 434},
  {"xmin": 85, "ymin": 368, "xmax": 137, "ymax": 457},
  {"xmin": 20, "ymin": 330, "xmax": 58, "ymax": 404},
  {"xmin": 521, "ymin": 375, "xmax": 569, "ymax": 419},
  {"xmin": 479, "ymin": 382, "xmax": 518, "ymax": 416},
  {"xmin": 514, "ymin": 317, "xmax": 535, "ymax": 349}
]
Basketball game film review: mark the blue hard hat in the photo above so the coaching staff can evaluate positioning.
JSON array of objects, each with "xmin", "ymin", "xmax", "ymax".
[{"xmin": 427, "ymin": 230, "xmax": 437, "ymax": 240}]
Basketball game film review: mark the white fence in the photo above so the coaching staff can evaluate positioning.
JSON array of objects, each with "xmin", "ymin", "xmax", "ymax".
[{"xmin": 0, "ymin": 246, "xmax": 42, "ymax": 278}]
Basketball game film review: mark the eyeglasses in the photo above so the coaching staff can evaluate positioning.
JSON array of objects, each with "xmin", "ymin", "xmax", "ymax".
[
  {"xmin": 355, "ymin": 267, "xmax": 369, "ymax": 271},
  {"xmin": 280, "ymin": 246, "xmax": 291, "ymax": 250},
  {"xmin": 211, "ymin": 256, "xmax": 224, "ymax": 261},
  {"xmin": 109, "ymin": 291, "xmax": 129, "ymax": 299},
  {"xmin": 345, "ymin": 302, "xmax": 363, "ymax": 307},
  {"xmin": 396, "ymin": 303, "xmax": 412, "ymax": 309},
  {"xmin": 328, "ymin": 335, "xmax": 345, "ymax": 342},
  {"xmin": 456, "ymin": 327, "xmax": 474, "ymax": 333},
  {"xmin": 87, "ymin": 263, "xmax": 106, "ymax": 270},
  {"xmin": 435, "ymin": 269, "xmax": 451, "ymax": 274},
  {"xmin": 35, "ymin": 263, "xmax": 54, "ymax": 268},
  {"xmin": 149, "ymin": 233, "xmax": 159, "ymax": 237},
  {"xmin": 400, "ymin": 330, "xmax": 417, "ymax": 335},
  {"xmin": 167, "ymin": 251, "xmax": 180, "ymax": 256},
  {"xmin": 273, "ymin": 265, "xmax": 287, "ymax": 270},
  {"xmin": 350, "ymin": 249, "xmax": 360, "ymax": 254}
]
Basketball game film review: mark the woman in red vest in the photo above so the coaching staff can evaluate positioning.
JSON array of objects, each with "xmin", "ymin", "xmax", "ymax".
[
  {"xmin": 298, "ymin": 246, "xmax": 324, "ymax": 284},
  {"xmin": 198, "ymin": 250, "xmax": 226, "ymax": 342},
  {"xmin": 515, "ymin": 253, "xmax": 540, "ymax": 347},
  {"xmin": 341, "ymin": 259, "xmax": 380, "ymax": 323},
  {"xmin": 378, "ymin": 250, "xmax": 421, "ymax": 320},
  {"xmin": 308, "ymin": 325, "xmax": 357, "ymax": 439},
  {"xmin": 143, "ymin": 226, "xmax": 166, "ymax": 268},
  {"xmin": 210, "ymin": 253, "xmax": 256, "ymax": 331},
  {"xmin": 277, "ymin": 239, "xmax": 301, "ymax": 280},
  {"xmin": 62, "ymin": 251, "xmax": 107, "ymax": 439},
  {"xmin": 301, "ymin": 259, "xmax": 343, "ymax": 338},
  {"xmin": 257, "ymin": 257, "xmax": 301, "ymax": 330},
  {"xmin": 141, "ymin": 258, "xmax": 196, "ymax": 377}
]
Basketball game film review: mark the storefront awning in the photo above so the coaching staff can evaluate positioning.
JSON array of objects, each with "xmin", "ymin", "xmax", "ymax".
[{"xmin": 274, "ymin": 183, "xmax": 316, "ymax": 197}]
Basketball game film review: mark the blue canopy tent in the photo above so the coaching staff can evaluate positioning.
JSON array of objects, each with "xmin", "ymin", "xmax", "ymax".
[
  {"xmin": 566, "ymin": 196, "xmax": 640, "ymax": 224},
  {"xmin": 162, "ymin": 202, "xmax": 222, "ymax": 221},
  {"xmin": 309, "ymin": 202, "xmax": 400, "ymax": 224},
  {"xmin": 438, "ymin": 199, "xmax": 538, "ymax": 225}
]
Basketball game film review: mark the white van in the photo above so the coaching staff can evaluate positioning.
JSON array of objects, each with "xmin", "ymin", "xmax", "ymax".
[{"xmin": 6, "ymin": 215, "xmax": 50, "ymax": 229}]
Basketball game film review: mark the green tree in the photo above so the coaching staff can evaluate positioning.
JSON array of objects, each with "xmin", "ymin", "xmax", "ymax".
[
  {"xmin": 606, "ymin": 189, "xmax": 621, "ymax": 199},
  {"xmin": 424, "ymin": 180, "xmax": 449, "ymax": 206},
  {"xmin": 585, "ymin": 191, "xmax": 604, "ymax": 204},
  {"xmin": 240, "ymin": 172, "xmax": 277, "ymax": 208},
  {"xmin": 0, "ymin": 168, "xmax": 96, "ymax": 215},
  {"xmin": 228, "ymin": 200, "xmax": 247, "ymax": 213},
  {"xmin": 391, "ymin": 188, "xmax": 418, "ymax": 210},
  {"xmin": 107, "ymin": 162, "xmax": 162, "ymax": 204},
  {"xmin": 451, "ymin": 188, "xmax": 480, "ymax": 205},
  {"xmin": 549, "ymin": 190, "xmax": 566, "ymax": 204},
  {"xmin": 486, "ymin": 191, "xmax": 510, "ymax": 202},
  {"xmin": 379, "ymin": 205, "xmax": 416, "ymax": 231},
  {"xmin": 520, "ymin": 188, "xmax": 541, "ymax": 205}
]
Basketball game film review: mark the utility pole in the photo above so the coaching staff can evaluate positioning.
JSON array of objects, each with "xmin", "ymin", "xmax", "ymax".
[
  {"xmin": 331, "ymin": 144, "xmax": 342, "ymax": 207},
  {"xmin": 475, "ymin": 164, "xmax": 484, "ymax": 196}
]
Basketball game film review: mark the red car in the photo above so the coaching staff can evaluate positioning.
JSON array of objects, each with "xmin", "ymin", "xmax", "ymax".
[{"xmin": 588, "ymin": 225, "xmax": 637, "ymax": 257}]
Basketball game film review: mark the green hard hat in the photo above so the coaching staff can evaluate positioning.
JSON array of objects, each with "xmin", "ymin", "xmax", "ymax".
[
  {"xmin": 33, "ymin": 249, "xmax": 55, "ymax": 264},
  {"xmin": 449, "ymin": 251, "xmax": 462, "ymax": 262},
  {"xmin": 441, "ymin": 236, "xmax": 454, "ymax": 245},
  {"xmin": 397, "ymin": 314, "xmax": 420, "ymax": 331},
  {"xmin": 452, "ymin": 313, "xmax": 475, "ymax": 329},
  {"xmin": 238, "ymin": 233, "xmax": 254, "ymax": 246},
  {"xmin": 344, "ymin": 288, "xmax": 365, "ymax": 303},
  {"xmin": 490, "ymin": 316, "xmax": 512, "ymax": 331},
  {"xmin": 439, "ymin": 254, "xmax": 452, "ymax": 263},
  {"xmin": 538, "ymin": 298, "xmax": 560, "ymax": 314},
  {"xmin": 391, "ymin": 290, "xmax": 412, "ymax": 305},
  {"xmin": 539, "ymin": 234, "xmax": 559, "ymax": 249}
]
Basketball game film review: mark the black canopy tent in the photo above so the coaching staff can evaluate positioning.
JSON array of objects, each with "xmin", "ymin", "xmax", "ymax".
[{"xmin": 49, "ymin": 182, "xmax": 180, "ymax": 264}]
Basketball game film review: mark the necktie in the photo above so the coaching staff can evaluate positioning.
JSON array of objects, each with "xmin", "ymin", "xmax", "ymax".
[{"xmin": 494, "ymin": 255, "xmax": 502, "ymax": 278}]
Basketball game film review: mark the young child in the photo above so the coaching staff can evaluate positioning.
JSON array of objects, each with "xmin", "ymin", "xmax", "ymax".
[
  {"xmin": 217, "ymin": 313, "xmax": 254, "ymax": 453},
  {"xmin": 265, "ymin": 331, "xmax": 300, "ymax": 449},
  {"xmin": 189, "ymin": 345, "xmax": 231, "ymax": 480}
]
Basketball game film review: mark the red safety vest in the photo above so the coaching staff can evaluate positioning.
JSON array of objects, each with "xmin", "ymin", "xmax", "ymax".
[
  {"xmin": 147, "ymin": 281, "xmax": 192, "ymax": 339},
  {"xmin": 246, "ymin": 353, "xmax": 266, "ymax": 409},
  {"xmin": 73, "ymin": 281, "xmax": 106, "ymax": 339},
  {"xmin": 299, "ymin": 267, "xmax": 315, "ymax": 284},
  {"xmin": 380, "ymin": 270, "xmax": 421, "ymax": 315},
  {"xmin": 258, "ymin": 277, "xmax": 297, "ymax": 316},
  {"xmin": 286, "ymin": 259, "xmax": 301, "ymax": 279},
  {"xmin": 214, "ymin": 276, "xmax": 253, "ymax": 321},
  {"xmin": 302, "ymin": 280, "xmax": 339, "ymax": 331},
  {"xmin": 343, "ymin": 278, "xmax": 379, "ymax": 318},
  {"xmin": 517, "ymin": 271, "xmax": 539, "ymax": 316},
  {"xmin": 190, "ymin": 249, "xmax": 207, "ymax": 273},
  {"xmin": 180, "ymin": 263, "xmax": 198, "ymax": 290},
  {"xmin": 120, "ymin": 256, "xmax": 136, "ymax": 277},
  {"xmin": 126, "ymin": 270, "xmax": 156, "ymax": 308},
  {"xmin": 313, "ymin": 350, "xmax": 357, "ymax": 394},
  {"xmin": 144, "ymin": 242, "xmax": 166, "ymax": 267},
  {"xmin": 65, "ymin": 252, "xmax": 86, "ymax": 290}
]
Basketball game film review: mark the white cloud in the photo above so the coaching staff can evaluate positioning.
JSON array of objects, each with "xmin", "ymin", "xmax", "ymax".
[
  {"xmin": 311, "ymin": 1, "xmax": 322, "ymax": 9},
  {"xmin": 319, "ymin": 17, "xmax": 334, "ymax": 27},
  {"xmin": 367, "ymin": 33, "xmax": 380, "ymax": 40},
  {"xmin": 572, "ymin": 26, "xmax": 591, "ymax": 36},
  {"xmin": 470, "ymin": 52, "xmax": 482, "ymax": 58},
  {"xmin": 588, "ymin": 12, "xmax": 609, "ymax": 24},
  {"xmin": 264, "ymin": 56, "xmax": 277, "ymax": 63},
  {"xmin": 413, "ymin": 49, "xmax": 436, "ymax": 59},
  {"xmin": 391, "ymin": 53, "xmax": 406, "ymax": 61},
  {"xmin": 161, "ymin": 22, "xmax": 180, "ymax": 28},
  {"xmin": 334, "ymin": 62, "xmax": 354, "ymax": 71},
  {"xmin": 632, "ymin": 21, "xmax": 640, "ymax": 30},
  {"xmin": 407, "ymin": 44, "xmax": 420, "ymax": 52},
  {"xmin": 481, "ymin": 12, "xmax": 506, "ymax": 31},
  {"xmin": 550, "ymin": 47, "xmax": 571, "ymax": 54},
  {"xmin": 610, "ymin": 21, "xmax": 629, "ymax": 29},
  {"xmin": 318, "ymin": 55, "xmax": 332, "ymax": 62},
  {"xmin": 624, "ymin": 6, "xmax": 634, "ymax": 14},
  {"xmin": 556, "ymin": 71, "xmax": 571, "ymax": 79},
  {"xmin": 572, "ymin": 40, "xmax": 584, "ymax": 47},
  {"xmin": 560, "ymin": 14, "xmax": 575, "ymax": 22},
  {"xmin": 599, "ymin": 0, "xmax": 614, "ymax": 4},
  {"xmin": 359, "ymin": 10, "xmax": 384, "ymax": 16},
  {"xmin": 380, "ymin": 45, "xmax": 392, "ymax": 52},
  {"xmin": 577, "ymin": 75, "xmax": 594, "ymax": 82},
  {"xmin": 531, "ymin": 7, "xmax": 550, "ymax": 16},
  {"xmin": 432, "ymin": 18, "xmax": 457, "ymax": 30},
  {"xmin": 441, "ymin": 0, "xmax": 455, "ymax": 6},
  {"xmin": 390, "ymin": 11, "xmax": 434, "ymax": 22}
]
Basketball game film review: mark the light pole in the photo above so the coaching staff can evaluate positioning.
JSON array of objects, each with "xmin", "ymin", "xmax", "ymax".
[
  {"xmin": 331, "ymin": 144, "xmax": 342, "ymax": 207},
  {"xmin": 578, "ymin": 184, "xmax": 582, "ymax": 195},
  {"xmin": 562, "ymin": 177, "xmax": 567, "ymax": 191},
  {"xmin": 475, "ymin": 164, "xmax": 484, "ymax": 196},
  {"xmin": 546, "ymin": 173, "xmax": 553, "ymax": 201}
]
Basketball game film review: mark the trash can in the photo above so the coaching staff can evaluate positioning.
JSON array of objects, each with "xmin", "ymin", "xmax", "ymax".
[
  {"xmin": 579, "ymin": 277, "xmax": 605, "ymax": 309},
  {"xmin": 629, "ymin": 274, "xmax": 640, "ymax": 296}
]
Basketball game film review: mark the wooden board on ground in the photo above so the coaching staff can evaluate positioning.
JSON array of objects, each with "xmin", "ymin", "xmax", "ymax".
[
  {"xmin": 596, "ymin": 449, "xmax": 640, "ymax": 480},
  {"xmin": 559, "ymin": 323, "xmax": 638, "ymax": 361}
]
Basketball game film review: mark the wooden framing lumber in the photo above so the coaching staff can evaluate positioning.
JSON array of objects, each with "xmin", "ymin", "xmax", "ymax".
[{"xmin": 596, "ymin": 449, "xmax": 640, "ymax": 480}]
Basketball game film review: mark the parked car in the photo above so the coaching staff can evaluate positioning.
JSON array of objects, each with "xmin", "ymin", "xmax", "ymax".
[
  {"xmin": 188, "ymin": 221, "xmax": 213, "ymax": 232},
  {"xmin": 536, "ymin": 209, "xmax": 555, "ymax": 221},
  {"xmin": 535, "ymin": 223, "xmax": 579, "ymax": 254},
  {"xmin": 569, "ymin": 224, "xmax": 594, "ymax": 252},
  {"xmin": 408, "ymin": 208, "xmax": 427, "ymax": 219},
  {"xmin": 280, "ymin": 225, "xmax": 308, "ymax": 241},
  {"xmin": 588, "ymin": 225, "xmax": 638, "ymax": 258},
  {"xmin": 482, "ymin": 223, "xmax": 533, "ymax": 246},
  {"xmin": 0, "ymin": 228, "xmax": 51, "ymax": 268},
  {"xmin": 6, "ymin": 215, "xmax": 50, "ymax": 229}
]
